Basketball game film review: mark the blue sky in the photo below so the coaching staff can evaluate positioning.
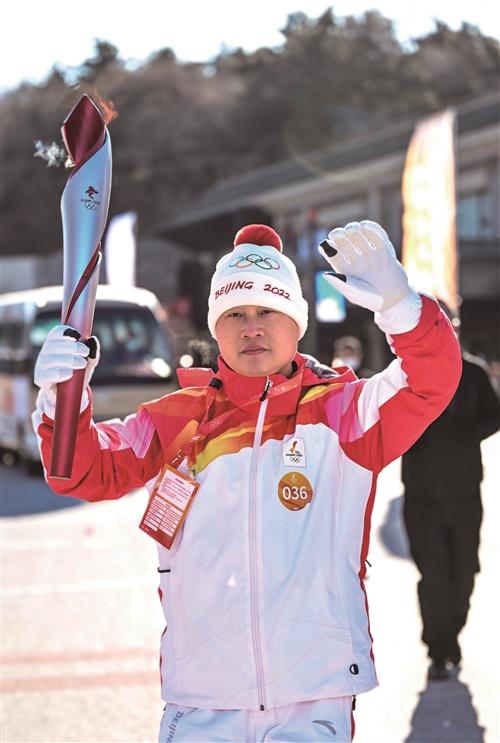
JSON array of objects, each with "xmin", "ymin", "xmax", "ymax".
[{"xmin": 2, "ymin": 0, "xmax": 499, "ymax": 91}]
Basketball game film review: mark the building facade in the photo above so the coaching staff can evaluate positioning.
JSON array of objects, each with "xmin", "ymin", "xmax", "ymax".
[{"xmin": 157, "ymin": 93, "xmax": 499, "ymax": 376}]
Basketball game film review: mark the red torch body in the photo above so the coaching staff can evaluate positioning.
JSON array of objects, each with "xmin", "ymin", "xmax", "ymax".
[{"xmin": 50, "ymin": 95, "xmax": 112, "ymax": 479}]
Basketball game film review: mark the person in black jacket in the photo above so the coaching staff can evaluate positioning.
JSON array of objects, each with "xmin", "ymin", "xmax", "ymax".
[{"xmin": 402, "ymin": 304, "xmax": 500, "ymax": 681}]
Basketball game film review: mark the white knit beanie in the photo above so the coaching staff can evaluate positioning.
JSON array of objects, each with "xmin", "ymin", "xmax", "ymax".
[{"xmin": 207, "ymin": 224, "xmax": 308, "ymax": 339}]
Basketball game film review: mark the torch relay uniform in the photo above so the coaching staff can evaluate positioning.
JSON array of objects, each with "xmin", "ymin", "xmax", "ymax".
[{"xmin": 32, "ymin": 223, "xmax": 461, "ymax": 742}]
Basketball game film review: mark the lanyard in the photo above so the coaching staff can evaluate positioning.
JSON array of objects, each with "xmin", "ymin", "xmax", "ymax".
[
  {"xmin": 170, "ymin": 371, "xmax": 304, "ymax": 473},
  {"xmin": 169, "ymin": 380, "xmax": 220, "ymax": 471}
]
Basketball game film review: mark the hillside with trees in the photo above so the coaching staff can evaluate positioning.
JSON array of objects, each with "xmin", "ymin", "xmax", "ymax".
[{"xmin": 1, "ymin": 8, "xmax": 499, "ymax": 257}]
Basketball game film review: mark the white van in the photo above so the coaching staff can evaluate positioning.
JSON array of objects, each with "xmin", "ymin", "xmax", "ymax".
[{"xmin": 0, "ymin": 285, "xmax": 176, "ymax": 468}]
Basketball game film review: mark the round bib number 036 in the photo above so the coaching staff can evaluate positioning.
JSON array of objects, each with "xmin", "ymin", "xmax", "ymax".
[{"xmin": 278, "ymin": 472, "xmax": 313, "ymax": 511}]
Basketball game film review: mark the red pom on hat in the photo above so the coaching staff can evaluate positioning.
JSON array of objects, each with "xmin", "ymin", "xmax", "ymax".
[{"xmin": 233, "ymin": 224, "xmax": 283, "ymax": 253}]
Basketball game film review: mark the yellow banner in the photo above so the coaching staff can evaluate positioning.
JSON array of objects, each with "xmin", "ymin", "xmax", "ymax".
[{"xmin": 402, "ymin": 109, "xmax": 458, "ymax": 313}]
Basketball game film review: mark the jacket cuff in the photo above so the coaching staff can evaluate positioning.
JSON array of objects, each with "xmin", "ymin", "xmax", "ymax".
[{"xmin": 374, "ymin": 289, "xmax": 422, "ymax": 334}]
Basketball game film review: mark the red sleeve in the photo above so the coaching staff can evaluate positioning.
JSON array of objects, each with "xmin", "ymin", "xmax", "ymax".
[
  {"xmin": 34, "ymin": 393, "xmax": 164, "ymax": 502},
  {"xmin": 337, "ymin": 295, "xmax": 462, "ymax": 472}
]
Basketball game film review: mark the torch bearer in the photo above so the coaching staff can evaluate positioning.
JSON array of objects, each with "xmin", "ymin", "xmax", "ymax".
[{"xmin": 49, "ymin": 95, "xmax": 112, "ymax": 479}]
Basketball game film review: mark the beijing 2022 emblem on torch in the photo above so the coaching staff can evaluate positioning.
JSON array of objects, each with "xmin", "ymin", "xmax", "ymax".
[{"xmin": 50, "ymin": 95, "xmax": 112, "ymax": 479}]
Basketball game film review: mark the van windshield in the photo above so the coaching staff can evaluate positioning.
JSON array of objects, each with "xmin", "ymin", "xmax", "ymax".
[{"xmin": 30, "ymin": 306, "xmax": 172, "ymax": 385}]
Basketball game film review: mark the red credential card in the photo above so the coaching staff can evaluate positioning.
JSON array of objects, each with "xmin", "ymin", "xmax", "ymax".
[{"xmin": 139, "ymin": 462, "xmax": 199, "ymax": 549}]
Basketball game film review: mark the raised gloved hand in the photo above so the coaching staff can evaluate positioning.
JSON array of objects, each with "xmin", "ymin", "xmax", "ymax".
[
  {"xmin": 34, "ymin": 325, "xmax": 100, "ymax": 415},
  {"xmin": 318, "ymin": 220, "xmax": 413, "ymax": 312},
  {"xmin": 318, "ymin": 220, "xmax": 422, "ymax": 334}
]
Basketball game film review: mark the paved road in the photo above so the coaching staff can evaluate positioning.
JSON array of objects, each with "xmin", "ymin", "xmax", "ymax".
[
  {"xmin": 354, "ymin": 433, "xmax": 499, "ymax": 743},
  {"xmin": 1, "ymin": 434, "xmax": 499, "ymax": 742}
]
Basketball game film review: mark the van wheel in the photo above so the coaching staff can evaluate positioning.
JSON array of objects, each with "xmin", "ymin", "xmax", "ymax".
[
  {"xmin": 22, "ymin": 456, "xmax": 42, "ymax": 477},
  {"xmin": 0, "ymin": 449, "xmax": 17, "ymax": 467}
]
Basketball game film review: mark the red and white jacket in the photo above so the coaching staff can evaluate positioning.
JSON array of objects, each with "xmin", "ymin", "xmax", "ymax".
[{"xmin": 34, "ymin": 296, "xmax": 461, "ymax": 710}]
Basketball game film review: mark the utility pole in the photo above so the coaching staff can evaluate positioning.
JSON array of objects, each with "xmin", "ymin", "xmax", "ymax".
[{"xmin": 299, "ymin": 209, "xmax": 319, "ymax": 357}]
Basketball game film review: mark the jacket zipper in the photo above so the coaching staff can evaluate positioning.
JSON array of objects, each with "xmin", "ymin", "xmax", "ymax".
[{"xmin": 249, "ymin": 377, "xmax": 272, "ymax": 711}]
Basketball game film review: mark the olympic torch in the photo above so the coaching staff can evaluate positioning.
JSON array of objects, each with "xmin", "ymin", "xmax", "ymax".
[{"xmin": 49, "ymin": 95, "xmax": 112, "ymax": 479}]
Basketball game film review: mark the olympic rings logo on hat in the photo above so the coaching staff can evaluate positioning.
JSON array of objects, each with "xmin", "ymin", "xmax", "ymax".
[{"xmin": 229, "ymin": 253, "xmax": 280, "ymax": 271}]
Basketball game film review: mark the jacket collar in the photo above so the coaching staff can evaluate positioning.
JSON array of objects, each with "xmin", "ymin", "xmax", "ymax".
[{"xmin": 177, "ymin": 353, "xmax": 355, "ymax": 417}]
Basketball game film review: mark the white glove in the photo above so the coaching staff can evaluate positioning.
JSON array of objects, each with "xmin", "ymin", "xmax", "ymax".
[
  {"xmin": 34, "ymin": 325, "xmax": 100, "ymax": 417},
  {"xmin": 318, "ymin": 220, "xmax": 422, "ymax": 333}
]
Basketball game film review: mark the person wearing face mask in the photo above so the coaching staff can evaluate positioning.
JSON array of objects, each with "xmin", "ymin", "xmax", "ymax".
[
  {"xmin": 331, "ymin": 336, "xmax": 374, "ymax": 378},
  {"xmin": 32, "ymin": 222, "xmax": 461, "ymax": 742}
]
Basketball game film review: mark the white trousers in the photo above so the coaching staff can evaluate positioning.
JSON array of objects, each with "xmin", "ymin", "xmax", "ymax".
[{"xmin": 159, "ymin": 697, "xmax": 354, "ymax": 742}]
